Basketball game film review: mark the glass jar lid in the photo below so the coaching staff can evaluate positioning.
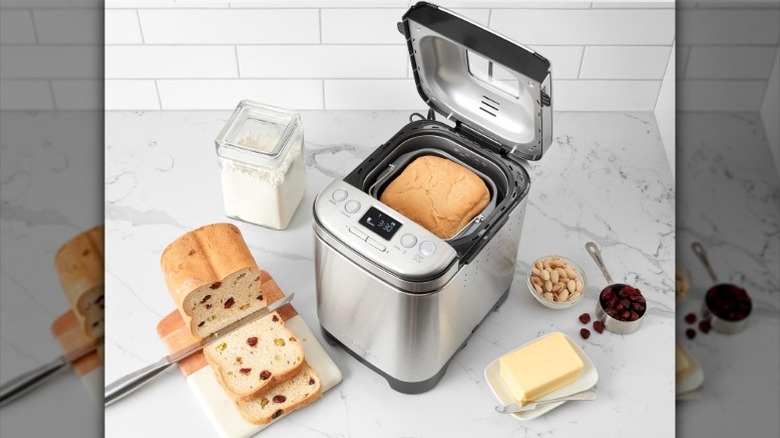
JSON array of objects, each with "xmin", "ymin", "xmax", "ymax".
[{"xmin": 215, "ymin": 100, "xmax": 301, "ymax": 169}]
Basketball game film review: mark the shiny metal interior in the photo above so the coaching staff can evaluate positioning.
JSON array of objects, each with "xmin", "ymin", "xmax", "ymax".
[
  {"xmin": 367, "ymin": 147, "xmax": 498, "ymax": 241},
  {"xmin": 409, "ymin": 25, "xmax": 544, "ymax": 156}
]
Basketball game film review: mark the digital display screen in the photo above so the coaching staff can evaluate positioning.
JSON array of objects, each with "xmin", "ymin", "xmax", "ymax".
[{"xmin": 359, "ymin": 207, "xmax": 402, "ymax": 241}]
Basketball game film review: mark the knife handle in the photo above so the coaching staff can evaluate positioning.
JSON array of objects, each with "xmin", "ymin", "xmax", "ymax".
[
  {"xmin": 0, "ymin": 357, "xmax": 68, "ymax": 408},
  {"xmin": 104, "ymin": 357, "xmax": 173, "ymax": 407}
]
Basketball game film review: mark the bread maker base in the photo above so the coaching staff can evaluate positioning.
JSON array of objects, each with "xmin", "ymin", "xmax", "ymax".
[{"xmin": 320, "ymin": 288, "xmax": 509, "ymax": 394}]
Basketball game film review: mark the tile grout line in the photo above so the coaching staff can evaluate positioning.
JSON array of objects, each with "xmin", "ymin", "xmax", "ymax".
[
  {"xmin": 29, "ymin": 9, "xmax": 40, "ymax": 44},
  {"xmin": 318, "ymin": 8, "xmax": 323, "ymax": 44},
  {"xmin": 577, "ymin": 46, "xmax": 586, "ymax": 79},
  {"xmin": 154, "ymin": 79, "xmax": 164, "ymax": 110},
  {"xmin": 322, "ymin": 79, "xmax": 326, "ymax": 110},
  {"xmin": 136, "ymin": 9, "xmax": 146, "ymax": 44},
  {"xmin": 234, "ymin": 45, "xmax": 241, "ymax": 77},
  {"xmin": 48, "ymin": 80, "xmax": 57, "ymax": 109}
]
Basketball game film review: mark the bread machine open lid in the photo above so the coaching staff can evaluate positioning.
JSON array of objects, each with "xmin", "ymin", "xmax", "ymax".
[{"xmin": 401, "ymin": 2, "xmax": 553, "ymax": 162}]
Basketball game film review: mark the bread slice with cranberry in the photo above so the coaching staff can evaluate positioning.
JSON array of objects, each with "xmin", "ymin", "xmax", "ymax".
[
  {"xmin": 55, "ymin": 225, "xmax": 105, "ymax": 340},
  {"xmin": 160, "ymin": 223, "xmax": 267, "ymax": 339},
  {"xmin": 203, "ymin": 311, "xmax": 305, "ymax": 399},
  {"xmin": 232, "ymin": 362, "xmax": 322, "ymax": 425}
]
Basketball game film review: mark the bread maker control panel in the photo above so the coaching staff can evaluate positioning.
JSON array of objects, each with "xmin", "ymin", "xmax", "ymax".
[{"xmin": 314, "ymin": 179, "xmax": 458, "ymax": 280}]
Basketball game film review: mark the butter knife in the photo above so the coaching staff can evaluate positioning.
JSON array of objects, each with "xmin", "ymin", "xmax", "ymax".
[
  {"xmin": 104, "ymin": 293, "xmax": 294, "ymax": 407},
  {"xmin": 495, "ymin": 388, "xmax": 598, "ymax": 414},
  {"xmin": 0, "ymin": 341, "xmax": 98, "ymax": 408}
]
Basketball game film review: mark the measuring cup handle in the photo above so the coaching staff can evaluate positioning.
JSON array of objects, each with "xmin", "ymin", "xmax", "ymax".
[
  {"xmin": 691, "ymin": 242, "xmax": 719, "ymax": 283},
  {"xmin": 585, "ymin": 242, "xmax": 614, "ymax": 284}
]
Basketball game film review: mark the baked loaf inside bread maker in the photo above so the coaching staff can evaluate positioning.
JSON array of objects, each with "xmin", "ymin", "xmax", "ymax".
[
  {"xmin": 55, "ymin": 225, "xmax": 105, "ymax": 340},
  {"xmin": 160, "ymin": 223, "xmax": 266, "ymax": 339},
  {"xmin": 380, "ymin": 155, "xmax": 490, "ymax": 239}
]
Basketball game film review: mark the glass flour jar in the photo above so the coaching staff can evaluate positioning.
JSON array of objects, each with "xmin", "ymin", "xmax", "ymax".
[{"xmin": 215, "ymin": 100, "xmax": 306, "ymax": 230}]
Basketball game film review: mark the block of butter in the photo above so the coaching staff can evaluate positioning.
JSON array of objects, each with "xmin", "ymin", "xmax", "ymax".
[
  {"xmin": 676, "ymin": 342, "xmax": 691, "ymax": 381},
  {"xmin": 499, "ymin": 332, "xmax": 584, "ymax": 404}
]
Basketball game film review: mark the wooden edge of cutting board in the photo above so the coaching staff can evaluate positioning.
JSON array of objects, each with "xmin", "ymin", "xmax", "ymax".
[
  {"xmin": 156, "ymin": 270, "xmax": 298, "ymax": 377},
  {"xmin": 50, "ymin": 310, "xmax": 101, "ymax": 376}
]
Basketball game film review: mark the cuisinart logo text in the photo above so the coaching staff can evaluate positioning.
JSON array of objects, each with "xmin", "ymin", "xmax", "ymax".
[{"xmin": 337, "ymin": 329, "xmax": 377, "ymax": 360}]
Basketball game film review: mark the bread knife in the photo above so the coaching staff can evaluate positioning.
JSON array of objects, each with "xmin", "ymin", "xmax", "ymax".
[
  {"xmin": 104, "ymin": 293, "xmax": 293, "ymax": 407},
  {"xmin": 0, "ymin": 341, "xmax": 98, "ymax": 408}
]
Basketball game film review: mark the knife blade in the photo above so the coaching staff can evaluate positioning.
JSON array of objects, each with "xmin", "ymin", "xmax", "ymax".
[
  {"xmin": 104, "ymin": 293, "xmax": 294, "ymax": 407},
  {"xmin": 0, "ymin": 341, "xmax": 99, "ymax": 408}
]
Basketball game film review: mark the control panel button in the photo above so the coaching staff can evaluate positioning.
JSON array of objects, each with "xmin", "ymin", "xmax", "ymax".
[
  {"xmin": 400, "ymin": 233, "xmax": 417, "ymax": 248},
  {"xmin": 419, "ymin": 240, "xmax": 436, "ymax": 257},
  {"xmin": 332, "ymin": 188, "xmax": 348, "ymax": 202},
  {"xmin": 367, "ymin": 237, "xmax": 386, "ymax": 251},
  {"xmin": 344, "ymin": 200, "xmax": 361, "ymax": 214},
  {"xmin": 349, "ymin": 226, "xmax": 368, "ymax": 241}
]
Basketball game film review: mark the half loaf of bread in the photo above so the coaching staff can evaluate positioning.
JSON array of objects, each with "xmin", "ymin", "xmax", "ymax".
[
  {"xmin": 160, "ymin": 223, "xmax": 266, "ymax": 339},
  {"xmin": 55, "ymin": 225, "xmax": 105, "ymax": 340}
]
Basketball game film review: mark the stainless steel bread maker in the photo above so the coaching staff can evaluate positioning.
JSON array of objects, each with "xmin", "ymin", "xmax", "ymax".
[{"xmin": 313, "ymin": 2, "xmax": 553, "ymax": 393}]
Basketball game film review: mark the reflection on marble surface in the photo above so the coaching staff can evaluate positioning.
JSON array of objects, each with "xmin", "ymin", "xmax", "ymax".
[
  {"xmin": 0, "ymin": 111, "xmax": 104, "ymax": 437},
  {"xmin": 105, "ymin": 110, "xmax": 674, "ymax": 437},
  {"xmin": 676, "ymin": 112, "xmax": 780, "ymax": 438}
]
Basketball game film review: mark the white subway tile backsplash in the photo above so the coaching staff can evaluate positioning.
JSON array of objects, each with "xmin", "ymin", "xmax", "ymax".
[
  {"xmin": 0, "ymin": 80, "xmax": 54, "ymax": 110},
  {"xmin": 0, "ymin": 46, "xmax": 100, "ymax": 79},
  {"xmin": 138, "ymin": 9, "xmax": 319, "ymax": 44},
  {"xmin": 490, "ymin": 10, "xmax": 675, "ymax": 45},
  {"xmin": 322, "ymin": 9, "xmax": 406, "ymax": 44},
  {"xmin": 105, "ymin": 79, "xmax": 160, "ymax": 110},
  {"xmin": 685, "ymin": 46, "xmax": 779, "ymax": 79},
  {"xmin": 157, "ymin": 79, "xmax": 323, "ymax": 110},
  {"xmin": 532, "ymin": 46, "xmax": 583, "ymax": 79},
  {"xmin": 0, "ymin": 10, "xmax": 36, "ymax": 44},
  {"xmin": 677, "ymin": 80, "xmax": 768, "ymax": 111},
  {"xmin": 32, "ymin": 9, "xmax": 102, "ymax": 44},
  {"xmin": 677, "ymin": 9, "xmax": 780, "ymax": 45},
  {"xmin": 105, "ymin": 46, "xmax": 237, "ymax": 78},
  {"xmin": 105, "ymin": 10, "xmax": 144, "ymax": 44},
  {"xmin": 552, "ymin": 80, "xmax": 662, "ymax": 111},
  {"xmin": 51, "ymin": 79, "xmax": 101, "ymax": 109},
  {"xmin": 324, "ymin": 79, "xmax": 423, "ymax": 110},
  {"xmin": 238, "ymin": 45, "xmax": 407, "ymax": 78},
  {"xmin": 580, "ymin": 46, "xmax": 672, "ymax": 79},
  {"xmin": 106, "ymin": 0, "xmax": 228, "ymax": 8},
  {"xmin": 677, "ymin": 45, "xmax": 691, "ymax": 78},
  {"xmin": 0, "ymin": 0, "xmax": 100, "ymax": 7}
]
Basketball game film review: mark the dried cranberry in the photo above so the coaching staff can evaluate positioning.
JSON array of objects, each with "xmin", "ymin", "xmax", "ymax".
[
  {"xmin": 684, "ymin": 313, "xmax": 696, "ymax": 324},
  {"xmin": 685, "ymin": 328, "xmax": 696, "ymax": 339},
  {"xmin": 308, "ymin": 378, "xmax": 315, "ymax": 385},
  {"xmin": 272, "ymin": 395, "xmax": 286, "ymax": 403},
  {"xmin": 601, "ymin": 288, "xmax": 614, "ymax": 301},
  {"xmin": 593, "ymin": 320, "xmax": 605, "ymax": 334},
  {"xmin": 698, "ymin": 320, "xmax": 711, "ymax": 334},
  {"xmin": 254, "ymin": 276, "xmax": 261, "ymax": 282},
  {"xmin": 578, "ymin": 313, "xmax": 591, "ymax": 324},
  {"xmin": 224, "ymin": 297, "xmax": 235, "ymax": 308},
  {"xmin": 620, "ymin": 299, "xmax": 630, "ymax": 308},
  {"xmin": 260, "ymin": 370, "xmax": 271, "ymax": 380},
  {"xmin": 632, "ymin": 302, "xmax": 644, "ymax": 311},
  {"xmin": 256, "ymin": 294, "xmax": 263, "ymax": 300},
  {"xmin": 201, "ymin": 294, "xmax": 211, "ymax": 303},
  {"xmin": 580, "ymin": 328, "xmax": 591, "ymax": 339},
  {"xmin": 615, "ymin": 304, "xmax": 625, "ymax": 311},
  {"xmin": 247, "ymin": 337, "xmax": 258, "ymax": 346},
  {"xmin": 239, "ymin": 368, "xmax": 251, "ymax": 374},
  {"xmin": 629, "ymin": 311, "xmax": 639, "ymax": 321},
  {"xmin": 210, "ymin": 282, "xmax": 222, "ymax": 290},
  {"xmin": 197, "ymin": 321, "xmax": 205, "ymax": 327},
  {"xmin": 272, "ymin": 315, "xmax": 279, "ymax": 322},
  {"xmin": 620, "ymin": 310, "xmax": 631, "ymax": 320},
  {"xmin": 206, "ymin": 304, "xmax": 212, "ymax": 309}
]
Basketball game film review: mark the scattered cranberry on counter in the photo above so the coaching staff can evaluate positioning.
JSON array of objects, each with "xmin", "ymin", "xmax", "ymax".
[
  {"xmin": 685, "ymin": 328, "xmax": 696, "ymax": 339},
  {"xmin": 580, "ymin": 328, "xmax": 591, "ymax": 339},
  {"xmin": 684, "ymin": 312, "xmax": 697, "ymax": 324},
  {"xmin": 593, "ymin": 320, "xmax": 605, "ymax": 334},
  {"xmin": 579, "ymin": 313, "xmax": 591, "ymax": 324},
  {"xmin": 698, "ymin": 320, "xmax": 711, "ymax": 334}
]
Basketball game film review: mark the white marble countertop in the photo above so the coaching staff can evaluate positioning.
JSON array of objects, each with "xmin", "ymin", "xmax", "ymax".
[{"xmin": 104, "ymin": 110, "xmax": 675, "ymax": 437}]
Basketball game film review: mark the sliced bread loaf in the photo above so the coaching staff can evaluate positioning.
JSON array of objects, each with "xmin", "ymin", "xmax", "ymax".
[
  {"xmin": 204, "ymin": 311, "xmax": 304, "ymax": 399},
  {"xmin": 55, "ymin": 225, "xmax": 105, "ymax": 340},
  {"xmin": 228, "ymin": 362, "xmax": 322, "ymax": 425},
  {"xmin": 160, "ymin": 223, "xmax": 267, "ymax": 339}
]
